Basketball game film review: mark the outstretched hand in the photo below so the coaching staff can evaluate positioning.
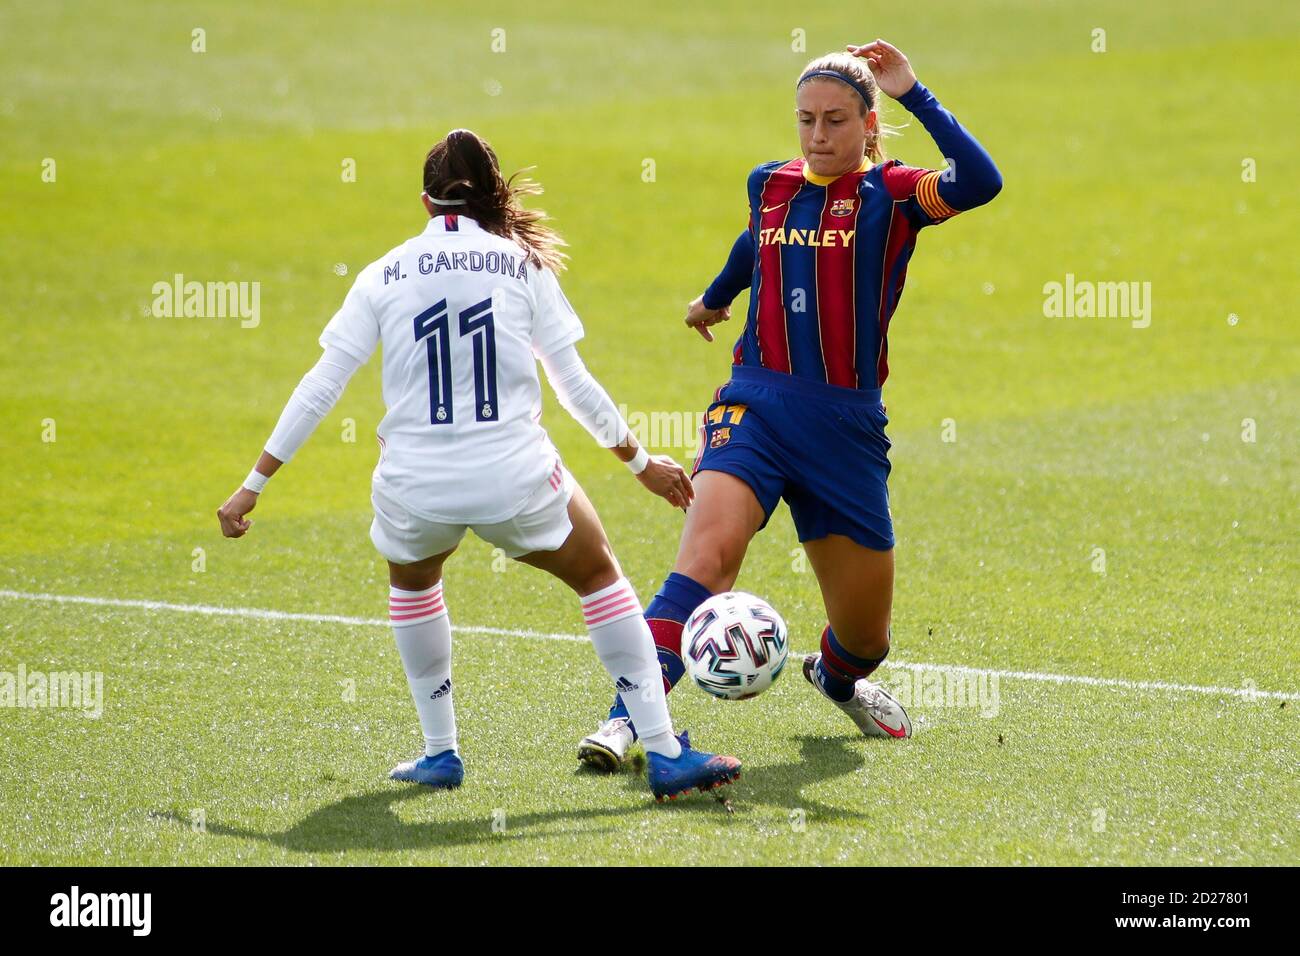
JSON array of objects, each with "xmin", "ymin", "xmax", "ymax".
[
  {"xmin": 684, "ymin": 295, "xmax": 730, "ymax": 343},
  {"xmin": 636, "ymin": 454, "xmax": 695, "ymax": 511},
  {"xmin": 846, "ymin": 39, "xmax": 918, "ymax": 99}
]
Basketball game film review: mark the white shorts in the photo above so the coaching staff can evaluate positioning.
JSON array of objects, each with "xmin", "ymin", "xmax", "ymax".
[{"xmin": 369, "ymin": 460, "xmax": 575, "ymax": 564}]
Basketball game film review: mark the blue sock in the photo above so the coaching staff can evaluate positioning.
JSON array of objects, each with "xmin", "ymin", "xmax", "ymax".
[
  {"xmin": 607, "ymin": 572, "xmax": 713, "ymax": 734},
  {"xmin": 814, "ymin": 626, "xmax": 888, "ymax": 703}
]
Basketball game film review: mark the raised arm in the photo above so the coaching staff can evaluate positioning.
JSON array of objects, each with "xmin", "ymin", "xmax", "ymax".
[
  {"xmin": 850, "ymin": 39, "xmax": 1002, "ymax": 212},
  {"xmin": 896, "ymin": 84, "xmax": 1001, "ymax": 210},
  {"xmin": 216, "ymin": 346, "xmax": 363, "ymax": 537}
]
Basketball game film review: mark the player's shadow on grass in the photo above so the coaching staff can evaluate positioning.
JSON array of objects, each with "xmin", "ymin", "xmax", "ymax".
[
  {"xmin": 157, "ymin": 788, "xmax": 653, "ymax": 854},
  {"xmin": 623, "ymin": 734, "xmax": 873, "ymax": 825},
  {"xmin": 156, "ymin": 736, "xmax": 867, "ymax": 852}
]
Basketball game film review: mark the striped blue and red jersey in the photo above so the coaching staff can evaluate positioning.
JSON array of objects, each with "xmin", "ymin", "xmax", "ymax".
[{"xmin": 702, "ymin": 82, "xmax": 1002, "ymax": 391}]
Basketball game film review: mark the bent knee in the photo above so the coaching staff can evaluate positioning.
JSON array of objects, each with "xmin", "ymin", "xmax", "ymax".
[
  {"xmin": 677, "ymin": 540, "xmax": 746, "ymax": 592},
  {"xmin": 570, "ymin": 546, "xmax": 622, "ymax": 597}
]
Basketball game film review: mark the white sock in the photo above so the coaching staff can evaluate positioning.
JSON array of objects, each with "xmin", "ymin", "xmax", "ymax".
[
  {"xmin": 582, "ymin": 578, "xmax": 681, "ymax": 759},
  {"xmin": 389, "ymin": 582, "xmax": 456, "ymax": 757}
]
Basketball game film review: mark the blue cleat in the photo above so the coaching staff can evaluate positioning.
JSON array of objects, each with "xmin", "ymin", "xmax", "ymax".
[
  {"xmin": 646, "ymin": 731, "xmax": 741, "ymax": 802},
  {"xmin": 389, "ymin": 749, "xmax": 465, "ymax": 789}
]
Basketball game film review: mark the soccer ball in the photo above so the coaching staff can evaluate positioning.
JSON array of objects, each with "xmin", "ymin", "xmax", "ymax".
[{"xmin": 681, "ymin": 592, "xmax": 789, "ymax": 700}]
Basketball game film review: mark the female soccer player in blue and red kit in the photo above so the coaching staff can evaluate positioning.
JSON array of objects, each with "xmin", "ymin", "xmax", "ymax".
[{"xmin": 579, "ymin": 40, "xmax": 1002, "ymax": 767}]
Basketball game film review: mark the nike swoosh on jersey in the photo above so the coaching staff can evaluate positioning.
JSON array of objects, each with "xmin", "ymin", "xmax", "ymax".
[{"xmin": 761, "ymin": 203, "xmax": 787, "ymax": 213}]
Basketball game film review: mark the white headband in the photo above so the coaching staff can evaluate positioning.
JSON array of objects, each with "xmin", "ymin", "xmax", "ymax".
[{"xmin": 422, "ymin": 191, "xmax": 467, "ymax": 207}]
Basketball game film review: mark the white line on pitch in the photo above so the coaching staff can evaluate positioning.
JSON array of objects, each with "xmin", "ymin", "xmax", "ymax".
[
  {"xmin": 0, "ymin": 589, "xmax": 590, "ymax": 643},
  {"xmin": 2, "ymin": 588, "xmax": 1296, "ymax": 703}
]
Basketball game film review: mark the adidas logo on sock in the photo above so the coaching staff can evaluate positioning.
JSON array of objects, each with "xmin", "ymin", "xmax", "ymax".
[
  {"xmin": 615, "ymin": 676, "xmax": 640, "ymax": 694},
  {"xmin": 429, "ymin": 678, "xmax": 452, "ymax": 700}
]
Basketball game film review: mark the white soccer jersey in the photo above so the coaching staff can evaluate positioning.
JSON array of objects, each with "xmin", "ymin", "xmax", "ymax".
[{"xmin": 319, "ymin": 215, "xmax": 584, "ymax": 523}]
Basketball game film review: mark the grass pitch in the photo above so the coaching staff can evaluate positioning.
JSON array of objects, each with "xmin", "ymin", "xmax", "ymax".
[{"xmin": 1, "ymin": 0, "xmax": 1296, "ymax": 865}]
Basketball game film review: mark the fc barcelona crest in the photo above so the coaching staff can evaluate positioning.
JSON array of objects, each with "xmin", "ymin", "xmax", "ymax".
[{"xmin": 830, "ymin": 198, "xmax": 856, "ymax": 218}]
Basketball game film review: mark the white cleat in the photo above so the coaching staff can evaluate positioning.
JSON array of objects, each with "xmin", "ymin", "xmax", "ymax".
[
  {"xmin": 578, "ymin": 716, "xmax": 635, "ymax": 772},
  {"xmin": 803, "ymin": 653, "xmax": 912, "ymax": 739}
]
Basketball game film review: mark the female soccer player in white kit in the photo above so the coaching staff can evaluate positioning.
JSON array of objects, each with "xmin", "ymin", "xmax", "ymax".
[{"xmin": 216, "ymin": 129, "xmax": 740, "ymax": 801}]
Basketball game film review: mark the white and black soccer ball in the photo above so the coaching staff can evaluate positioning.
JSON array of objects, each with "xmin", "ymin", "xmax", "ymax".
[{"xmin": 681, "ymin": 592, "xmax": 789, "ymax": 700}]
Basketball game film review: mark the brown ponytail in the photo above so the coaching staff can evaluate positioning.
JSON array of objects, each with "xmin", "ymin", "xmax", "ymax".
[{"xmin": 423, "ymin": 129, "xmax": 567, "ymax": 272}]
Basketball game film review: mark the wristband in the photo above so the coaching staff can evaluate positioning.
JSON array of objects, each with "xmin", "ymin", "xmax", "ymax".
[
  {"xmin": 242, "ymin": 468, "xmax": 270, "ymax": 494},
  {"xmin": 625, "ymin": 446, "xmax": 650, "ymax": 476}
]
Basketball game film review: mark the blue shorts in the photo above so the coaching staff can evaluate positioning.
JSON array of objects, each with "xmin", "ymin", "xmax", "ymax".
[{"xmin": 692, "ymin": 365, "xmax": 894, "ymax": 551}]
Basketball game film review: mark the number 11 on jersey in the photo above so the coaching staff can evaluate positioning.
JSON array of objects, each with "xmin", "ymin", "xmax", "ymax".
[{"xmin": 413, "ymin": 296, "xmax": 500, "ymax": 425}]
